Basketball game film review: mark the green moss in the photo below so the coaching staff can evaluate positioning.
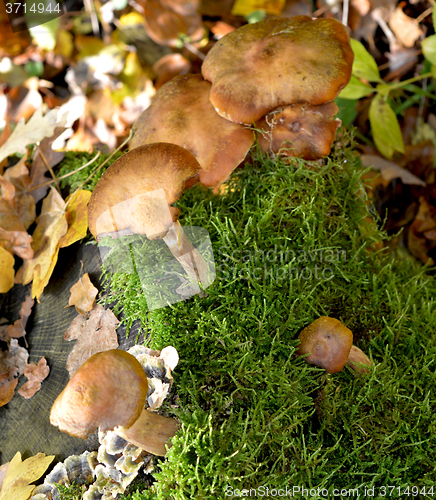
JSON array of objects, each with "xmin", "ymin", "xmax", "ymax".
[
  {"xmin": 57, "ymin": 150, "xmax": 122, "ymax": 193},
  {"xmin": 96, "ymin": 134, "xmax": 436, "ymax": 498}
]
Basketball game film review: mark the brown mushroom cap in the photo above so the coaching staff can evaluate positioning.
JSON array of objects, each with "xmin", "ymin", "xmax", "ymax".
[
  {"xmin": 129, "ymin": 74, "xmax": 254, "ymax": 188},
  {"xmin": 297, "ymin": 316, "xmax": 353, "ymax": 374},
  {"xmin": 256, "ymin": 102, "xmax": 341, "ymax": 160},
  {"xmin": 141, "ymin": 0, "xmax": 204, "ymax": 47},
  {"xmin": 50, "ymin": 350, "xmax": 148, "ymax": 439},
  {"xmin": 201, "ymin": 16, "xmax": 353, "ymax": 124},
  {"xmin": 87, "ymin": 143, "xmax": 201, "ymax": 240}
]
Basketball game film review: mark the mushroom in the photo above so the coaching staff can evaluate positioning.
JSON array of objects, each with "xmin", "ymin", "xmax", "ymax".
[
  {"xmin": 297, "ymin": 316, "xmax": 372, "ymax": 374},
  {"xmin": 256, "ymin": 101, "xmax": 341, "ymax": 160},
  {"xmin": 87, "ymin": 142, "xmax": 213, "ymax": 294},
  {"xmin": 141, "ymin": 0, "xmax": 204, "ymax": 48},
  {"xmin": 201, "ymin": 16, "xmax": 353, "ymax": 135},
  {"xmin": 129, "ymin": 74, "xmax": 254, "ymax": 188},
  {"xmin": 50, "ymin": 349, "xmax": 179, "ymax": 456}
]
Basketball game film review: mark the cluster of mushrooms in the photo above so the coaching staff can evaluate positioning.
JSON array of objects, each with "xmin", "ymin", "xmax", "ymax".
[
  {"xmin": 47, "ymin": 15, "xmax": 359, "ymax": 494},
  {"xmin": 87, "ymin": 15, "xmax": 354, "ymax": 291}
]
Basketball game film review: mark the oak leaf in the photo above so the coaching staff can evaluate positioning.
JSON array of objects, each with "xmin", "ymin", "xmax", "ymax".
[
  {"xmin": 18, "ymin": 357, "xmax": 50, "ymax": 399},
  {"xmin": 0, "ymin": 451, "xmax": 54, "ymax": 500},
  {"xmin": 7, "ymin": 295, "xmax": 34, "ymax": 339},
  {"xmin": 64, "ymin": 304, "xmax": 119, "ymax": 377},
  {"xmin": 0, "ymin": 107, "xmax": 67, "ymax": 165},
  {"xmin": 59, "ymin": 190, "xmax": 92, "ymax": 248},
  {"xmin": 68, "ymin": 272, "xmax": 98, "ymax": 315},
  {"xmin": 19, "ymin": 187, "xmax": 68, "ymax": 300}
]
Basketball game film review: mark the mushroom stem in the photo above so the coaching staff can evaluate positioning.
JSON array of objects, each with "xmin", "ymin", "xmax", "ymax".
[
  {"xmin": 347, "ymin": 345, "xmax": 372, "ymax": 374},
  {"xmin": 114, "ymin": 408, "xmax": 180, "ymax": 456},
  {"xmin": 162, "ymin": 220, "xmax": 211, "ymax": 297}
]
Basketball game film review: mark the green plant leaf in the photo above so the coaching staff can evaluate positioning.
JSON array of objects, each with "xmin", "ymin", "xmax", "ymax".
[
  {"xmin": 432, "ymin": 6, "xmax": 436, "ymax": 30},
  {"xmin": 422, "ymin": 34, "xmax": 436, "ymax": 66},
  {"xmin": 369, "ymin": 94, "xmax": 405, "ymax": 159},
  {"xmin": 339, "ymin": 75, "xmax": 376, "ymax": 99},
  {"xmin": 350, "ymin": 38, "xmax": 382, "ymax": 83}
]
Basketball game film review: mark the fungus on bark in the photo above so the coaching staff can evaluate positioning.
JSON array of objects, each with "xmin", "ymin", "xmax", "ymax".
[
  {"xmin": 50, "ymin": 349, "xmax": 179, "ymax": 456},
  {"xmin": 87, "ymin": 142, "xmax": 212, "ymax": 292},
  {"xmin": 297, "ymin": 316, "xmax": 372, "ymax": 374},
  {"xmin": 129, "ymin": 74, "xmax": 253, "ymax": 188}
]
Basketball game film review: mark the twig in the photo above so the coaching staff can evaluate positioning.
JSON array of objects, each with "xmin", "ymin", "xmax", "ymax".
[
  {"xmin": 27, "ymin": 151, "xmax": 101, "ymax": 193},
  {"xmin": 35, "ymin": 146, "xmax": 61, "ymax": 195}
]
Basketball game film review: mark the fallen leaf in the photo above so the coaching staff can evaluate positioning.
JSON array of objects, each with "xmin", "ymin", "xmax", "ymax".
[
  {"xmin": 361, "ymin": 154, "xmax": 426, "ymax": 186},
  {"xmin": 0, "ymin": 451, "xmax": 54, "ymax": 500},
  {"xmin": 0, "ymin": 177, "xmax": 34, "ymax": 259},
  {"xmin": 7, "ymin": 77, "xmax": 43, "ymax": 122},
  {"xmin": 389, "ymin": 6, "xmax": 422, "ymax": 48},
  {"xmin": 0, "ymin": 107, "xmax": 67, "ymax": 165},
  {"xmin": 29, "ymin": 128, "xmax": 66, "ymax": 203},
  {"xmin": 58, "ymin": 190, "xmax": 92, "ymax": 248},
  {"xmin": 0, "ymin": 339, "xmax": 29, "ymax": 377},
  {"xmin": 20, "ymin": 187, "xmax": 68, "ymax": 300},
  {"xmin": 68, "ymin": 272, "xmax": 98, "ymax": 314},
  {"xmin": 0, "ymin": 463, "xmax": 8, "ymax": 491},
  {"xmin": 3, "ymin": 154, "xmax": 36, "ymax": 230},
  {"xmin": 7, "ymin": 295, "xmax": 34, "ymax": 339},
  {"xmin": 0, "ymin": 368, "xmax": 18, "ymax": 407},
  {"xmin": 64, "ymin": 304, "xmax": 119, "ymax": 377},
  {"xmin": 18, "ymin": 357, "xmax": 50, "ymax": 399},
  {"xmin": 0, "ymin": 246, "xmax": 14, "ymax": 294},
  {"xmin": 408, "ymin": 197, "xmax": 436, "ymax": 266}
]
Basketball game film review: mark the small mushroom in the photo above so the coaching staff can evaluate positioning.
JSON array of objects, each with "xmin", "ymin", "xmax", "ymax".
[
  {"xmin": 129, "ymin": 74, "xmax": 254, "ymax": 188},
  {"xmin": 141, "ymin": 0, "xmax": 204, "ymax": 47},
  {"xmin": 256, "ymin": 102, "xmax": 341, "ymax": 160},
  {"xmin": 297, "ymin": 316, "xmax": 372, "ymax": 374},
  {"xmin": 87, "ymin": 142, "xmax": 213, "ymax": 293},
  {"xmin": 50, "ymin": 349, "xmax": 179, "ymax": 456},
  {"xmin": 201, "ymin": 16, "xmax": 353, "ymax": 125}
]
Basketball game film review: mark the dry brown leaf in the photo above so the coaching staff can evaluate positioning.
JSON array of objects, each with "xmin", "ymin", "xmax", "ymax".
[
  {"xmin": 0, "ymin": 176, "xmax": 34, "ymax": 260},
  {"xmin": 18, "ymin": 357, "xmax": 50, "ymax": 399},
  {"xmin": 0, "ymin": 107, "xmax": 67, "ymax": 165},
  {"xmin": 58, "ymin": 190, "xmax": 92, "ymax": 248},
  {"xmin": 0, "ymin": 246, "xmax": 14, "ymax": 294},
  {"xmin": 0, "ymin": 368, "xmax": 18, "ymax": 407},
  {"xmin": 64, "ymin": 304, "xmax": 119, "ymax": 377},
  {"xmin": 68, "ymin": 272, "xmax": 98, "ymax": 314},
  {"xmin": 408, "ymin": 197, "xmax": 436, "ymax": 266},
  {"xmin": 19, "ymin": 187, "xmax": 68, "ymax": 299},
  {"xmin": 7, "ymin": 78, "xmax": 43, "ymax": 123},
  {"xmin": 361, "ymin": 154, "xmax": 426, "ymax": 186},
  {"xmin": 7, "ymin": 295, "xmax": 34, "ymax": 339},
  {"xmin": 29, "ymin": 128, "xmax": 66, "ymax": 203},
  {"xmin": 389, "ymin": 6, "xmax": 422, "ymax": 48},
  {"xmin": 3, "ymin": 154, "xmax": 36, "ymax": 230}
]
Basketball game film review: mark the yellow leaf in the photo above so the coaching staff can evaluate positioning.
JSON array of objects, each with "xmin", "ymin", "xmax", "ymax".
[
  {"xmin": 0, "ymin": 108, "xmax": 67, "ymax": 165},
  {"xmin": 0, "ymin": 451, "xmax": 54, "ymax": 500},
  {"xmin": 20, "ymin": 188, "xmax": 68, "ymax": 300},
  {"xmin": 0, "ymin": 246, "xmax": 14, "ymax": 294},
  {"xmin": 59, "ymin": 190, "xmax": 92, "ymax": 248},
  {"xmin": 231, "ymin": 0, "xmax": 285, "ymax": 16}
]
